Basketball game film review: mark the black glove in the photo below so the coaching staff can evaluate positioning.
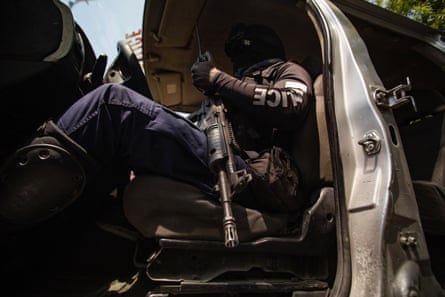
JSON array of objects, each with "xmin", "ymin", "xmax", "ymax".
[{"xmin": 191, "ymin": 51, "xmax": 221, "ymax": 94}]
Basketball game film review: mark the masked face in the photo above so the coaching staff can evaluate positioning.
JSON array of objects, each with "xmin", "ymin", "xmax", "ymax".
[
  {"xmin": 224, "ymin": 28, "xmax": 253, "ymax": 71},
  {"xmin": 224, "ymin": 23, "xmax": 286, "ymax": 74}
]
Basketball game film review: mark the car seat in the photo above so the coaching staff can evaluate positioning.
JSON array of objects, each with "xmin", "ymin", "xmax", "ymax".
[
  {"xmin": 393, "ymin": 88, "xmax": 445, "ymax": 287},
  {"xmin": 393, "ymin": 89, "xmax": 445, "ymax": 235},
  {"xmin": 120, "ymin": 73, "xmax": 336, "ymax": 295}
]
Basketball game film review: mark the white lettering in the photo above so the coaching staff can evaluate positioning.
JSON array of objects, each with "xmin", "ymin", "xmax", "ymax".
[
  {"xmin": 254, "ymin": 86, "xmax": 305, "ymax": 108},
  {"xmin": 266, "ymin": 89, "xmax": 281, "ymax": 107},
  {"xmin": 288, "ymin": 89, "xmax": 304, "ymax": 107},
  {"xmin": 284, "ymin": 81, "xmax": 307, "ymax": 108},
  {"xmin": 285, "ymin": 81, "xmax": 307, "ymax": 93},
  {"xmin": 253, "ymin": 88, "xmax": 267, "ymax": 105},
  {"xmin": 281, "ymin": 90, "xmax": 288, "ymax": 108}
]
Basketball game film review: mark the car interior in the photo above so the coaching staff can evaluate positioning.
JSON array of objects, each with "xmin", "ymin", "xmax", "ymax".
[
  {"xmin": 0, "ymin": 0, "xmax": 444, "ymax": 295},
  {"xmin": 133, "ymin": 0, "xmax": 445, "ymax": 291},
  {"xmin": 121, "ymin": 0, "xmax": 337, "ymax": 293}
]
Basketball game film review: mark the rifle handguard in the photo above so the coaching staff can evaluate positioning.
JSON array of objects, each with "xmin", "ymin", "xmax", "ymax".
[{"xmin": 206, "ymin": 122, "xmax": 227, "ymax": 171}]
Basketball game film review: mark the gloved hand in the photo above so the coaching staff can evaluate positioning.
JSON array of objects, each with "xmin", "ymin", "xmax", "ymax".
[{"xmin": 191, "ymin": 51, "xmax": 221, "ymax": 94}]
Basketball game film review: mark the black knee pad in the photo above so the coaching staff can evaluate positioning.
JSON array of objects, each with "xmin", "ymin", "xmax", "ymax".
[{"xmin": 0, "ymin": 121, "xmax": 97, "ymax": 224}]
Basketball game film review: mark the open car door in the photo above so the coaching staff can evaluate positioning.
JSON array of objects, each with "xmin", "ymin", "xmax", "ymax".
[
  {"xmin": 139, "ymin": 0, "xmax": 445, "ymax": 296},
  {"xmin": 1, "ymin": 0, "xmax": 444, "ymax": 296}
]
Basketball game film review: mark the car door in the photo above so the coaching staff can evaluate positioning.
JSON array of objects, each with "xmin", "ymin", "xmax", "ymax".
[{"xmin": 309, "ymin": 0, "xmax": 445, "ymax": 296}]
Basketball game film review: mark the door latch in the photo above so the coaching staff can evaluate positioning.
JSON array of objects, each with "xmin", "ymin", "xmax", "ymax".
[
  {"xmin": 358, "ymin": 130, "xmax": 381, "ymax": 155},
  {"xmin": 373, "ymin": 77, "xmax": 417, "ymax": 112}
]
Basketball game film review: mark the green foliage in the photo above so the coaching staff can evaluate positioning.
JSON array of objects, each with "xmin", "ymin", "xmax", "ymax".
[{"xmin": 371, "ymin": 0, "xmax": 445, "ymax": 31}]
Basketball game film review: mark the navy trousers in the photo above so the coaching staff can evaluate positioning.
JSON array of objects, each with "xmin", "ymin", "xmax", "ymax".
[{"xmin": 56, "ymin": 83, "xmax": 217, "ymax": 198}]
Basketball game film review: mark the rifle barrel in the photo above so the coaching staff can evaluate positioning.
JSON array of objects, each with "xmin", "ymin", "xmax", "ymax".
[{"xmin": 218, "ymin": 169, "xmax": 239, "ymax": 248}]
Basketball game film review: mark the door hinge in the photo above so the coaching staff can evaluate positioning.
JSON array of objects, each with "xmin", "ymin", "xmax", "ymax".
[{"xmin": 373, "ymin": 77, "xmax": 417, "ymax": 112}]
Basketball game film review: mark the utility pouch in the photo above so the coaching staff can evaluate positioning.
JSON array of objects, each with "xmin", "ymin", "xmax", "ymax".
[{"xmin": 246, "ymin": 147, "xmax": 301, "ymax": 212}]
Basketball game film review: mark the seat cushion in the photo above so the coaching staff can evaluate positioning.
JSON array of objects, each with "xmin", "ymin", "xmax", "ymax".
[
  {"xmin": 413, "ymin": 180, "xmax": 445, "ymax": 236},
  {"xmin": 123, "ymin": 175, "xmax": 290, "ymax": 241}
]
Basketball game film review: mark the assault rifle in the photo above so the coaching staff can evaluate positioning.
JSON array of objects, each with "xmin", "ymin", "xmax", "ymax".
[{"xmin": 204, "ymin": 97, "xmax": 252, "ymax": 248}]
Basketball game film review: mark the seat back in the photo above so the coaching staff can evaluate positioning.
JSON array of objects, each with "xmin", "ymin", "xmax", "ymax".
[
  {"xmin": 393, "ymin": 89, "xmax": 445, "ymax": 235},
  {"xmin": 394, "ymin": 90, "xmax": 445, "ymax": 185},
  {"xmin": 314, "ymin": 75, "xmax": 334, "ymax": 183},
  {"xmin": 291, "ymin": 74, "xmax": 333, "ymax": 198},
  {"xmin": 432, "ymin": 116, "xmax": 445, "ymax": 186}
]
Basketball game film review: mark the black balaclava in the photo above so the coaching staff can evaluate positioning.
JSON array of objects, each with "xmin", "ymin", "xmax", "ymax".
[{"xmin": 224, "ymin": 23, "xmax": 286, "ymax": 74}]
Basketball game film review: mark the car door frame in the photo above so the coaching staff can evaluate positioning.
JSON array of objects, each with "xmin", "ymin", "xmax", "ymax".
[{"xmin": 306, "ymin": 0, "xmax": 442, "ymax": 296}]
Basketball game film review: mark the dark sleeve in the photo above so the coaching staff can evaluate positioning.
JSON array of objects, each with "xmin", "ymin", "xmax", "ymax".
[{"xmin": 213, "ymin": 62, "xmax": 313, "ymax": 129}]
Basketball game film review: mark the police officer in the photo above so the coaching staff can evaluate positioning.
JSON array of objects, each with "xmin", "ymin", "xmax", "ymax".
[
  {"xmin": 191, "ymin": 23, "xmax": 313, "ymax": 211},
  {"xmin": 0, "ymin": 23, "xmax": 312, "ymax": 224},
  {"xmin": 192, "ymin": 23, "xmax": 312, "ymax": 157}
]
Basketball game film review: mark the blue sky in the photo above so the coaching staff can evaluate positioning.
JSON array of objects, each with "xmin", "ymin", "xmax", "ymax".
[{"xmin": 60, "ymin": 0, "xmax": 145, "ymax": 65}]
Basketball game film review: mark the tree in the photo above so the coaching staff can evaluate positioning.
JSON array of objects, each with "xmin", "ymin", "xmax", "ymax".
[{"xmin": 372, "ymin": 0, "xmax": 445, "ymax": 31}]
